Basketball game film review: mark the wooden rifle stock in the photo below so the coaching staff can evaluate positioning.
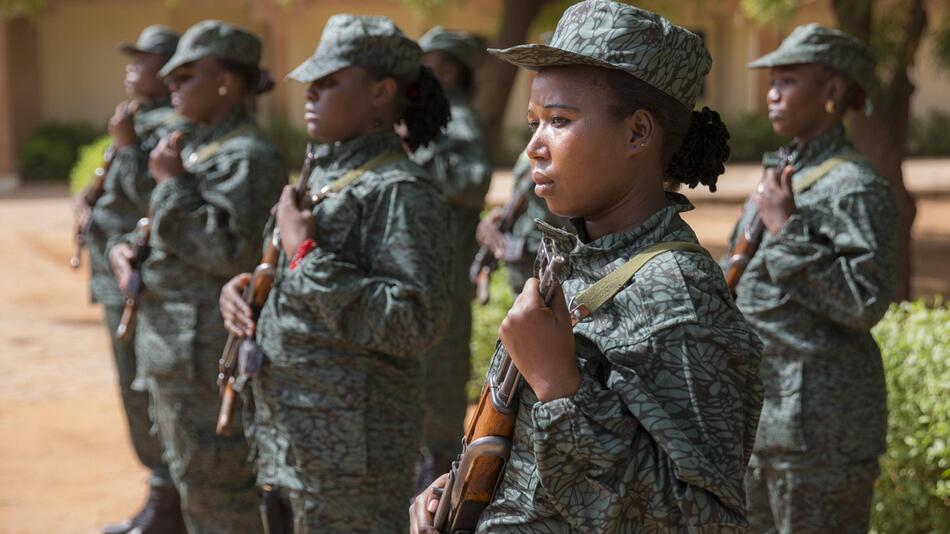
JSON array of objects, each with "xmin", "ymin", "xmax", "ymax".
[
  {"xmin": 115, "ymin": 216, "xmax": 151, "ymax": 342},
  {"xmin": 435, "ymin": 238, "xmax": 566, "ymax": 532},
  {"xmin": 724, "ymin": 148, "xmax": 790, "ymax": 296},
  {"xmin": 70, "ymin": 146, "xmax": 116, "ymax": 269},
  {"xmin": 470, "ymin": 182, "xmax": 532, "ymax": 305},
  {"xmin": 216, "ymin": 145, "xmax": 316, "ymax": 436}
]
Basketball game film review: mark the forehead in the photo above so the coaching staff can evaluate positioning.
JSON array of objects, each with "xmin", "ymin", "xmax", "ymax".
[{"xmin": 530, "ymin": 66, "xmax": 606, "ymax": 103}]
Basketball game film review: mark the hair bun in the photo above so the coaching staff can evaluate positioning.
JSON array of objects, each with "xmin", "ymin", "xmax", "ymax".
[
  {"xmin": 256, "ymin": 68, "xmax": 275, "ymax": 95},
  {"xmin": 667, "ymin": 106, "xmax": 730, "ymax": 192}
]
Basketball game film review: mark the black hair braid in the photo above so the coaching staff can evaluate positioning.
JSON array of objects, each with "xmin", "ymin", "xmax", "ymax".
[
  {"xmin": 255, "ymin": 68, "xmax": 275, "ymax": 95},
  {"xmin": 216, "ymin": 59, "xmax": 274, "ymax": 95},
  {"xmin": 666, "ymin": 107, "xmax": 730, "ymax": 192},
  {"xmin": 402, "ymin": 66, "xmax": 451, "ymax": 152}
]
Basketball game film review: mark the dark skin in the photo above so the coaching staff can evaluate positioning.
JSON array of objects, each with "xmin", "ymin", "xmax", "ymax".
[
  {"xmin": 410, "ymin": 65, "xmax": 673, "ymax": 533},
  {"xmin": 756, "ymin": 63, "xmax": 849, "ymax": 234},
  {"xmin": 73, "ymin": 52, "xmax": 170, "ymax": 233},
  {"xmin": 218, "ymin": 66, "xmax": 401, "ymax": 338},
  {"xmin": 421, "ymin": 50, "xmax": 462, "ymax": 93},
  {"xmin": 109, "ymin": 56, "xmax": 250, "ymax": 290}
]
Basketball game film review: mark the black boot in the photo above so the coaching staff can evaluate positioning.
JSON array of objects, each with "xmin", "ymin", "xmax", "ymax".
[{"xmin": 103, "ymin": 485, "xmax": 186, "ymax": 534}]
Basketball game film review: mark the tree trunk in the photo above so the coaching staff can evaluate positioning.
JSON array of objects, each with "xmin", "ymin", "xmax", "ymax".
[
  {"xmin": 832, "ymin": 0, "xmax": 927, "ymax": 301},
  {"xmin": 473, "ymin": 0, "xmax": 551, "ymax": 153}
]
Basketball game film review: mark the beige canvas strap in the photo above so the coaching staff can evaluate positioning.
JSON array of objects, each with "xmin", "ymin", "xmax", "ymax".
[
  {"xmin": 792, "ymin": 152, "xmax": 862, "ymax": 193},
  {"xmin": 569, "ymin": 241, "xmax": 710, "ymax": 325},
  {"xmin": 311, "ymin": 151, "xmax": 404, "ymax": 203}
]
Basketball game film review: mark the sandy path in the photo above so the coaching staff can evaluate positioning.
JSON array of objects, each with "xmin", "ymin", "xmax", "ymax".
[{"xmin": 0, "ymin": 184, "xmax": 947, "ymax": 533}]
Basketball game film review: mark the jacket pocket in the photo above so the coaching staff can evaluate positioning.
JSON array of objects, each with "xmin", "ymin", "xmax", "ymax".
[
  {"xmin": 135, "ymin": 300, "xmax": 198, "ymax": 383},
  {"xmin": 755, "ymin": 358, "xmax": 807, "ymax": 452}
]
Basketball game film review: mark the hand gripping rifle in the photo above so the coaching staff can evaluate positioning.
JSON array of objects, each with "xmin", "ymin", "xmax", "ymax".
[
  {"xmin": 215, "ymin": 145, "xmax": 317, "ymax": 436},
  {"xmin": 434, "ymin": 236, "xmax": 566, "ymax": 532},
  {"xmin": 469, "ymin": 178, "xmax": 532, "ymax": 305},
  {"xmin": 724, "ymin": 148, "xmax": 791, "ymax": 295},
  {"xmin": 72, "ymin": 102, "xmax": 140, "ymax": 269},
  {"xmin": 114, "ymin": 214, "xmax": 151, "ymax": 342}
]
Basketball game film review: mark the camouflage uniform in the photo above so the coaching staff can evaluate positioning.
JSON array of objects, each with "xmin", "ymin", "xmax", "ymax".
[
  {"xmin": 250, "ymin": 16, "xmax": 453, "ymax": 533},
  {"xmin": 504, "ymin": 153, "xmax": 568, "ymax": 293},
  {"xmin": 120, "ymin": 20, "xmax": 287, "ymax": 534},
  {"xmin": 475, "ymin": 2, "xmax": 765, "ymax": 530},
  {"xmin": 413, "ymin": 26, "xmax": 493, "ymax": 473},
  {"xmin": 734, "ymin": 25, "xmax": 894, "ymax": 533},
  {"xmin": 87, "ymin": 25, "xmax": 181, "ymax": 497}
]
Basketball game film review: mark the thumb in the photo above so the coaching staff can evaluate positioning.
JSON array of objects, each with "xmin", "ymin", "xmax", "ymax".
[
  {"xmin": 168, "ymin": 130, "xmax": 184, "ymax": 152},
  {"xmin": 780, "ymin": 165, "xmax": 794, "ymax": 192},
  {"xmin": 548, "ymin": 283, "xmax": 572, "ymax": 325}
]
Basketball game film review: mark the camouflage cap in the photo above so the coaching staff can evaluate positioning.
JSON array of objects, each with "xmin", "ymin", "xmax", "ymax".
[
  {"xmin": 119, "ymin": 25, "xmax": 179, "ymax": 57},
  {"xmin": 287, "ymin": 14, "xmax": 421, "ymax": 83},
  {"xmin": 748, "ymin": 23, "xmax": 875, "ymax": 91},
  {"xmin": 159, "ymin": 20, "xmax": 262, "ymax": 77},
  {"xmin": 489, "ymin": 0, "xmax": 711, "ymax": 109},
  {"xmin": 419, "ymin": 26, "xmax": 483, "ymax": 71}
]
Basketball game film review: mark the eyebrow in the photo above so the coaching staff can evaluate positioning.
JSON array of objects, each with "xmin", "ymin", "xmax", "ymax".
[{"xmin": 543, "ymin": 103, "xmax": 580, "ymax": 111}]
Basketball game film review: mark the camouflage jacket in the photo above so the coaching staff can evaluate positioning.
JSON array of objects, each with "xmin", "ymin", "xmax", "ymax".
[
  {"xmin": 126, "ymin": 108, "xmax": 286, "ymax": 303},
  {"xmin": 479, "ymin": 194, "xmax": 764, "ymax": 533},
  {"xmin": 88, "ymin": 100, "xmax": 180, "ymax": 306},
  {"xmin": 412, "ymin": 91, "xmax": 492, "ymax": 286},
  {"xmin": 505, "ymin": 153, "xmax": 569, "ymax": 292},
  {"xmin": 257, "ymin": 131, "xmax": 453, "ymax": 367},
  {"xmin": 727, "ymin": 124, "xmax": 895, "ymax": 463}
]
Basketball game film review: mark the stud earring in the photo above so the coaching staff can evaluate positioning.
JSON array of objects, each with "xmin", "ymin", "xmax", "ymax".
[
  {"xmin": 825, "ymin": 99, "xmax": 836, "ymax": 114},
  {"xmin": 218, "ymin": 86, "xmax": 228, "ymax": 97}
]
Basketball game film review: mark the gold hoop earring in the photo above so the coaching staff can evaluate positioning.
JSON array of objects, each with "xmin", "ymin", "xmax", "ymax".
[
  {"xmin": 825, "ymin": 99, "xmax": 836, "ymax": 114},
  {"xmin": 218, "ymin": 86, "xmax": 228, "ymax": 97}
]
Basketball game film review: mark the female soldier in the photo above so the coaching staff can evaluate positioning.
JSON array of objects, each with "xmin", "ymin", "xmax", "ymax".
[
  {"xmin": 74, "ymin": 25, "xmax": 186, "ymax": 534},
  {"xmin": 109, "ymin": 20, "xmax": 286, "ymax": 533},
  {"xmin": 218, "ymin": 14, "xmax": 453, "ymax": 533},
  {"xmin": 412, "ymin": 26, "xmax": 493, "ymax": 488},
  {"xmin": 735, "ymin": 24, "xmax": 894, "ymax": 533},
  {"xmin": 413, "ymin": 1, "xmax": 763, "ymax": 531}
]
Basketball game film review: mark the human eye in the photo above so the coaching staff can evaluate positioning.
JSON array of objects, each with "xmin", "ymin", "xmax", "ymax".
[
  {"xmin": 527, "ymin": 117, "xmax": 540, "ymax": 132},
  {"xmin": 550, "ymin": 116, "xmax": 570, "ymax": 128}
]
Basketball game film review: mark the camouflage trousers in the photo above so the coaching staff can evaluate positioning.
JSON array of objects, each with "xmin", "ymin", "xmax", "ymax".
[
  {"xmin": 250, "ymin": 356, "xmax": 423, "ymax": 533},
  {"xmin": 420, "ymin": 284, "xmax": 473, "ymax": 472},
  {"xmin": 103, "ymin": 303, "xmax": 173, "ymax": 488},
  {"xmin": 744, "ymin": 452, "xmax": 879, "ymax": 534},
  {"xmin": 136, "ymin": 296, "xmax": 260, "ymax": 534}
]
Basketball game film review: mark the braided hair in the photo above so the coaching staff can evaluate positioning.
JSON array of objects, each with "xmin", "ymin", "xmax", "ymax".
[{"xmin": 366, "ymin": 65, "xmax": 450, "ymax": 152}]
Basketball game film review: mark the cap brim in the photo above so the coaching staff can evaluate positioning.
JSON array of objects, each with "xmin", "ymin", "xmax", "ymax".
[
  {"xmin": 159, "ymin": 49, "xmax": 204, "ymax": 77},
  {"xmin": 286, "ymin": 55, "xmax": 351, "ymax": 83},
  {"xmin": 747, "ymin": 49, "xmax": 803, "ymax": 70},
  {"xmin": 118, "ymin": 42, "xmax": 141, "ymax": 55},
  {"xmin": 488, "ymin": 43, "xmax": 617, "ymax": 72}
]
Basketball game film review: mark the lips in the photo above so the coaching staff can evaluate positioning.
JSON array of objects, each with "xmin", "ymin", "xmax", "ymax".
[
  {"xmin": 768, "ymin": 108, "xmax": 784, "ymax": 120},
  {"xmin": 532, "ymin": 170, "xmax": 554, "ymax": 197}
]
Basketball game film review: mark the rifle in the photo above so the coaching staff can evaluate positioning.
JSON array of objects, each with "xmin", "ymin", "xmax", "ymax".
[
  {"xmin": 469, "ymin": 177, "xmax": 532, "ymax": 305},
  {"xmin": 434, "ymin": 236, "xmax": 566, "ymax": 533},
  {"xmin": 70, "ymin": 146, "xmax": 116, "ymax": 269},
  {"xmin": 216, "ymin": 145, "xmax": 317, "ymax": 436},
  {"xmin": 114, "ymin": 215, "xmax": 151, "ymax": 342},
  {"xmin": 724, "ymin": 148, "xmax": 791, "ymax": 295},
  {"xmin": 71, "ymin": 101, "xmax": 140, "ymax": 269}
]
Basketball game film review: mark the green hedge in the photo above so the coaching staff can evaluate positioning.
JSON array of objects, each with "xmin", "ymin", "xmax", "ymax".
[
  {"xmin": 467, "ymin": 266, "xmax": 515, "ymax": 400},
  {"xmin": 907, "ymin": 111, "xmax": 950, "ymax": 157},
  {"xmin": 17, "ymin": 121, "xmax": 101, "ymax": 182},
  {"xmin": 871, "ymin": 299, "xmax": 950, "ymax": 533},
  {"xmin": 68, "ymin": 135, "xmax": 111, "ymax": 194}
]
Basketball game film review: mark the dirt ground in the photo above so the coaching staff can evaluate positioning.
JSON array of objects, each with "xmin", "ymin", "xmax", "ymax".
[{"xmin": 0, "ymin": 184, "xmax": 947, "ymax": 533}]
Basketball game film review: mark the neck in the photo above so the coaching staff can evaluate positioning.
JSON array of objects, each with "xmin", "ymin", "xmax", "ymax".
[
  {"xmin": 204, "ymin": 102, "xmax": 240, "ymax": 127},
  {"xmin": 795, "ymin": 119, "xmax": 840, "ymax": 147},
  {"xmin": 584, "ymin": 181, "xmax": 669, "ymax": 241}
]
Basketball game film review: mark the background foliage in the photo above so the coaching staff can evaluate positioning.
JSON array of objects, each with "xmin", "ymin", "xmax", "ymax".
[{"xmin": 17, "ymin": 121, "xmax": 100, "ymax": 183}]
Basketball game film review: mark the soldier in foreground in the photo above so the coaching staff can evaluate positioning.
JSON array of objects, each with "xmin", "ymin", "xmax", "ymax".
[
  {"xmin": 411, "ymin": 26, "xmax": 493, "ymax": 488},
  {"xmin": 732, "ymin": 24, "xmax": 895, "ymax": 533},
  {"xmin": 73, "ymin": 25, "xmax": 186, "ymax": 534},
  {"xmin": 412, "ymin": 1, "xmax": 764, "ymax": 531},
  {"xmin": 218, "ymin": 14, "xmax": 453, "ymax": 532},
  {"xmin": 109, "ymin": 20, "xmax": 286, "ymax": 533}
]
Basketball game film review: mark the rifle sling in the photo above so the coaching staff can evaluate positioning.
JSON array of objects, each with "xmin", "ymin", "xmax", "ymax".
[
  {"xmin": 792, "ymin": 152, "xmax": 861, "ymax": 193},
  {"xmin": 569, "ymin": 241, "xmax": 710, "ymax": 325},
  {"xmin": 312, "ymin": 151, "xmax": 404, "ymax": 202}
]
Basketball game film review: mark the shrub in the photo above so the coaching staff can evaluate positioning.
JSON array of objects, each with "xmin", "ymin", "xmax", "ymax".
[
  {"xmin": 266, "ymin": 115, "xmax": 310, "ymax": 172},
  {"xmin": 69, "ymin": 135, "xmax": 112, "ymax": 194},
  {"xmin": 468, "ymin": 266, "xmax": 515, "ymax": 401},
  {"xmin": 16, "ymin": 121, "xmax": 101, "ymax": 182},
  {"xmin": 871, "ymin": 299, "xmax": 950, "ymax": 533},
  {"xmin": 907, "ymin": 111, "xmax": 950, "ymax": 157},
  {"xmin": 723, "ymin": 112, "xmax": 787, "ymax": 162}
]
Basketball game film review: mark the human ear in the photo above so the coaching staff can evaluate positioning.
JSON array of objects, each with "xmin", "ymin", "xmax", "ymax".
[
  {"xmin": 369, "ymin": 77, "xmax": 399, "ymax": 109},
  {"xmin": 624, "ymin": 109, "xmax": 655, "ymax": 156}
]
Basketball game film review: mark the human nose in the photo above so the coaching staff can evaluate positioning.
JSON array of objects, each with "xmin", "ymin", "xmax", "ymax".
[{"xmin": 525, "ymin": 127, "xmax": 549, "ymax": 162}]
